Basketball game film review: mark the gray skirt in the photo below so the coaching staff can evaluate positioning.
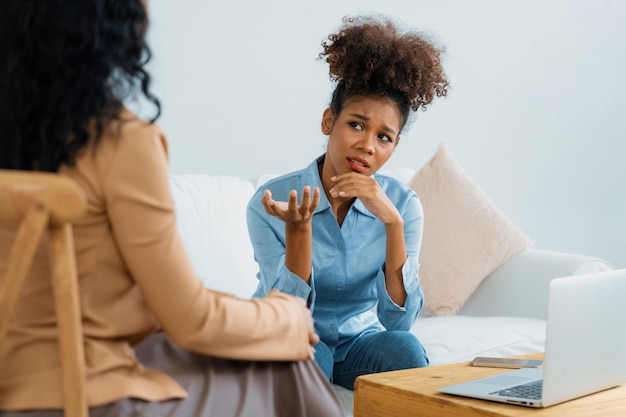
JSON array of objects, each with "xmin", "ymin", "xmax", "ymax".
[{"xmin": 0, "ymin": 333, "xmax": 344, "ymax": 417}]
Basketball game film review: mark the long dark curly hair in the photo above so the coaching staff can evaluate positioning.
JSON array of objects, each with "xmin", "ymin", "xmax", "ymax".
[
  {"xmin": 0, "ymin": 0, "xmax": 160, "ymax": 172},
  {"xmin": 320, "ymin": 15, "xmax": 449, "ymax": 131}
]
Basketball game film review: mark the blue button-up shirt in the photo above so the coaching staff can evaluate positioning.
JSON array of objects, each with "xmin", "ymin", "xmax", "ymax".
[{"xmin": 247, "ymin": 155, "xmax": 424, "ymax": 361}]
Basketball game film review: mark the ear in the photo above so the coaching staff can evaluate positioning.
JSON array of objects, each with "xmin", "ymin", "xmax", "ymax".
[
  {"xmin": 395, "ymin": 136, "xmax": 401, "ymax": 148},
  {"xmin": 321, "ymin": 108, "xmax": 334, "ymax": 135},
  {"xmin": 142, "ymin": 0, "xmax": 150, "ymax": 15}
]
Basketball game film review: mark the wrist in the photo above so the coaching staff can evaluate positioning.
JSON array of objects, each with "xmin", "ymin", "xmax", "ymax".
[
  {"xmin": 383, "ymin": 214, "xmax": 404, "ymax": 228},
  {"xmin": 286, "ymin": 222, "xmax": 312, "ymax": 233}
]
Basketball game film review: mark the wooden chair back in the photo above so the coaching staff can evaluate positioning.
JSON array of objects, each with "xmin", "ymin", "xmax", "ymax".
[{"xmin": 0, "ymin": 169, "xmax": 88, "ymax": 417}]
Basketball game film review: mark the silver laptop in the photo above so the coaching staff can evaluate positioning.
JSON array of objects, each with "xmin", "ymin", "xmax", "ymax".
[{"xmin": 439, "ymin": 268, "xmax": 626, "ymax": 408}]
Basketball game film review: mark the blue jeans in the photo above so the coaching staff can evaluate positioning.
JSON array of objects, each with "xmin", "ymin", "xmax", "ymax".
[{"xmin": 314, "ymin": 330, "xmax": 429, "ymax": 390}]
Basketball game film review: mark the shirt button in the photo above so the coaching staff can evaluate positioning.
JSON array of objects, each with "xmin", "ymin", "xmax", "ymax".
[{"xmin": 337, "ymin": 243, "xmax": 344, "ymax": 249}]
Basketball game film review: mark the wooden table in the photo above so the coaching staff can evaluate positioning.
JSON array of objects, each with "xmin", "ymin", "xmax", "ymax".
[{"xmin": 354, "ymin": 353, "xmax": 626, "ymax": 417}]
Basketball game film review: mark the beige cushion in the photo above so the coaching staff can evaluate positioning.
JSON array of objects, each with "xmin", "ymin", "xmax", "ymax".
[{"xmin": 408, "ymin": 143, "xmax": 532, "ymax": 315}]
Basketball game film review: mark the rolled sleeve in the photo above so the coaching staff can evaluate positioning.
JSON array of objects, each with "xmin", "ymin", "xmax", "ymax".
[
  {"xmin": 273, "ymin": 263, "xmax": 313, "ymax": 301},
  {"xmin": 376, "ymin": 257, "xmax": 423, "ymax": 330}
]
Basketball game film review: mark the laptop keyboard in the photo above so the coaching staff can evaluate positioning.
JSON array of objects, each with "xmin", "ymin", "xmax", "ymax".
[{"xmin": 490, "ymin": 380, "xmax": 543, "ymax": 400}]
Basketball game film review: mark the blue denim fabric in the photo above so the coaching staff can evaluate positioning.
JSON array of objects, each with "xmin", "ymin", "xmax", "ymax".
[{"xmin": 315, "ymin": 330, "xmax": 429, "ymax": 389}]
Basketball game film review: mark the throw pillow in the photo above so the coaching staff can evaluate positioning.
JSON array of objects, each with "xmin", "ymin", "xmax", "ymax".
[{"xmin": 408, "ymin": 143, "xmax": 532, "ymax": 316}]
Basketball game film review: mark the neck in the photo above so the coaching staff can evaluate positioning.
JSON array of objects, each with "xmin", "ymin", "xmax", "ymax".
[{"xmin": 318, "ymin": 157, "xmax": 354, "ymax": 225}]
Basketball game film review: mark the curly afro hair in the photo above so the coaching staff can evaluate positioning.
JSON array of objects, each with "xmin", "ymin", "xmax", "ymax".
[{"xmin": 320, "ymin": 15, "xmax": 449, "ymax": 130}]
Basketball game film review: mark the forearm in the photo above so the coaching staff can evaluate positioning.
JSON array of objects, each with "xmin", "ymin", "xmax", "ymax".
[
  {"xmin": 119, "ymin": 228, "xmax": 311, "ymax": 361},
  {"xmin": 173, "ymin": 291, "xmax": 311, "ymax": 361},
  {"xmin": 384, "ymin": 219, "xmax": 408, "ymax": 306},
  {"xmin": 285, "ymin": 223, "xmax": 313, "ymax": 283}
]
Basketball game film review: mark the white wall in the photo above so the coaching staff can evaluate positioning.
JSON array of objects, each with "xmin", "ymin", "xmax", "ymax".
[{"xmin": 143, "ymin": 0, "xmax": 626, "ymax": 269}]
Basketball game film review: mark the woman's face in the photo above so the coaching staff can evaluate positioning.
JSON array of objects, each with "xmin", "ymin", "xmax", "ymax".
[{"xmin": 321, "ymin": 96, "xmax": 402, "ymax": 180}]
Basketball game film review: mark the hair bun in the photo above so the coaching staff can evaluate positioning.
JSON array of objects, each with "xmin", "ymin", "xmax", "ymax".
[{"xmin": 320, "ymin": 15, "xmax": 448, "ymax": 112}]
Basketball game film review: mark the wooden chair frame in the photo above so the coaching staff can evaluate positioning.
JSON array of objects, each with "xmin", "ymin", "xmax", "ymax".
[{"xmin": 0, "ymin": 170, "xmax": 88, "ymax": 417}]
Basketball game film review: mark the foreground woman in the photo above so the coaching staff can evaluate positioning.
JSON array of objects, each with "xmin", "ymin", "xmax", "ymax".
[{"xmin": 0, "ymin": 1, "xmax": 342, "ymax": 416}]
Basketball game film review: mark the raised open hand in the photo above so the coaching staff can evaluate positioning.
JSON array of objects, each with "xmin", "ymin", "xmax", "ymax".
[{"xmin": 262, "ymin": 186, "xmax": 320, "ymax": 226}]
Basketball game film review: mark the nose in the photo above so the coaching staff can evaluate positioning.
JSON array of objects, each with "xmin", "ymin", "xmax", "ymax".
[{"xmin": 356, "ymin": 135, "xmax": 375, "ymax": 155}]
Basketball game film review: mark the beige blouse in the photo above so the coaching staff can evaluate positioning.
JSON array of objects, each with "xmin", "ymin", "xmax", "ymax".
[{"xmin": 0, "ymin": 112, "xmax": 310, "ymax": 410}]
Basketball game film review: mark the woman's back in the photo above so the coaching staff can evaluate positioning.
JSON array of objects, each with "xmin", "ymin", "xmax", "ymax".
[{"xmin": 0, "ymin": 114, "xmax": 188, "ymax": 409}]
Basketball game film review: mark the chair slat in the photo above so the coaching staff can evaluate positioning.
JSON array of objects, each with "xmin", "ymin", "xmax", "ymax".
[
  {"xmin": 51, "ymin": 223, "xmax": 88, "ymax": 417},
  {"xmin": 0, "ymin": 170, "xmax": 88, "ymax": 417},
  {"xmin": 0, "ymin": 205, "xmax": 49, "ymax": 349}
]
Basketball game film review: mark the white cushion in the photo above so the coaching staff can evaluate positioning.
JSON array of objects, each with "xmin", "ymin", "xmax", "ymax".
[
  {"xmin": 170, "ymin": 175, "xmax": 259, "ymax": 299},
  {"xmin": 412, "ymin": 315, "xmax": 546, "ymax": 366}
]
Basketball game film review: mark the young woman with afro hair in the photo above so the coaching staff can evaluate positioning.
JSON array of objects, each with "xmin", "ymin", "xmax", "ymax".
[
  {"xmin": 0, "ymin": 1, "xmax": 344, "ymax": 416},
  {"xmin": 247, "ymin": 15, "xmax": 449, "ymax": 389}
]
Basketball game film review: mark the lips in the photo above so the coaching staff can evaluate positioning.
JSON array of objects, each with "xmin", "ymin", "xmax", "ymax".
[{"xmin": 347, "ymin": 157, "xmax": 369, "ymax": 173}]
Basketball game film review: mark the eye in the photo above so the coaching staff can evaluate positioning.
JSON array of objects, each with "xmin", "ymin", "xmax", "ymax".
[
  {"xmin": 378, "ymin": 133, "xmax": 393, "ymax": 143},
  {"xmin": 348, "ymin": 121, "xmax": 364, "ymax": 131}
]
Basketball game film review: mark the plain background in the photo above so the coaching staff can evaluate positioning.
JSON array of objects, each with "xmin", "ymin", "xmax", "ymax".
[{"xmin": 140, "ymin": 0, "xmax": 625, "ymax": 269}]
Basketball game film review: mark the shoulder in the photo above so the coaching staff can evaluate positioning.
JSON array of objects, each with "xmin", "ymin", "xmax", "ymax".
[
  {"xmin": 374, "ymin": 172, "xmax": 418, "ymax": 200},
  {"xmin": 251, "ymin": 159, "xmax": 319, "ymax": 201},
  {"xmin": 374, "ymin": 172, "xmax": 422, "ymax": 219},
  {"xmin": 247, "ymin": 157, "xmax": 323, "ymax": 216},
  {"xmin": 258, "ymin": 170, "xmax": 305, "ymax": 191},
  {"xmin": 112, "ymin": 110, "xmax": 168, "ymax": 154},
  {"xmin": 95, "ymin": 110, "xmax": 168, "ymax": 169},
  {"xmin": 75, "ymin": 110, "xmax": 170, "ymax": 188},
  {"xmin": 248, "ymin": 169, "xmax": 303, "ymax": 213}
]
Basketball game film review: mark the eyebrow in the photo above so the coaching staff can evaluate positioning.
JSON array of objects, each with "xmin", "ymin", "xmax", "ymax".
[{"xmin": 348, "ymin": 113, "xmax": 398, "ymax": 137}]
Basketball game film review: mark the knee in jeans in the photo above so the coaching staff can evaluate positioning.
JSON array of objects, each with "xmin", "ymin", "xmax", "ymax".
[
  {"xmin": 313, "ymin": 341, "xmax": 334, "ymax": 381},
  {"xmin": 387, "ymin": 332, "xmax": 429, "ymax": 368}
]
